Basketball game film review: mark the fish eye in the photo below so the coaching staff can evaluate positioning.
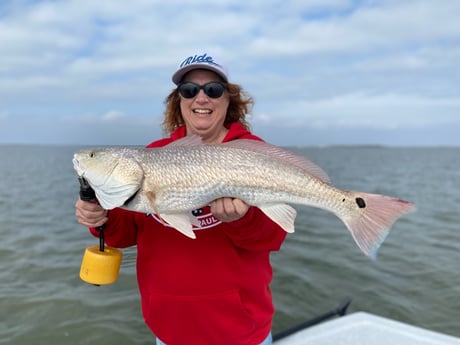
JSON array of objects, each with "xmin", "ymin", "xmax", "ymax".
[{"xmin": 89, "ymin": 152, "xmax": 95, "ymax": 158}]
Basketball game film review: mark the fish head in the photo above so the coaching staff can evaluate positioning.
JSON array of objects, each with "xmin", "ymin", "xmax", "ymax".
[{"xmin": 73, "ymin": 147, "xmax": 144, "ymax": 209}]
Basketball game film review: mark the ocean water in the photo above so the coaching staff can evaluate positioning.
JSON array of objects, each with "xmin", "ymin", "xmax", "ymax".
[{"xmin": 0, "ymin": 145, "xmax": 459, "ymax": 344}]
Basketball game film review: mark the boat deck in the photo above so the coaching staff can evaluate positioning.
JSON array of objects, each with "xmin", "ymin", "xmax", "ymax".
[{"xmin": 274, "ymin": 312, "xmax": 460, "ymax": 345}]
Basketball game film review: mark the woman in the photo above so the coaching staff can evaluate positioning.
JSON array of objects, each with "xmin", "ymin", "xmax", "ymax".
[{"xmin": 75, "ymin": 53, "xmax": 287, "ymax": 345}]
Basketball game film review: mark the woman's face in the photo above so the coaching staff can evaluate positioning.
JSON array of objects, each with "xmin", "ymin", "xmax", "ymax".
[{"xmin": 179, "ymin": 69, "xmax": 230, "ymax": 144}]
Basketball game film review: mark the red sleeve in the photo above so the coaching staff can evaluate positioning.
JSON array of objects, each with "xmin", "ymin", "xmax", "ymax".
[
  {"xmin": 89, "ymin": 208, "xmax": 138, "ymax": 248},
  {"xmin": 222, "ymin": 207, "xmax": 287, "ymax": 251}
]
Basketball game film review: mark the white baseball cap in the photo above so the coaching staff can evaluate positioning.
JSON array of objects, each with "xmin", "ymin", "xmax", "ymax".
[{"xmin": 172, "ymin": 53, "xmax": 229, "ymax": 85}]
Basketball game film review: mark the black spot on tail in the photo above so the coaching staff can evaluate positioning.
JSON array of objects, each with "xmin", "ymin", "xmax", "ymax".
[{"xmin": 355, "ymin": 197, "xmax": 366, "ymax": 208}]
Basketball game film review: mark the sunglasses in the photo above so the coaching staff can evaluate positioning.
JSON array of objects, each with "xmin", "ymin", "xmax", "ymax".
[{"xmin": 177, "ymin": 82, "xmax": 226, "ymax": 99}]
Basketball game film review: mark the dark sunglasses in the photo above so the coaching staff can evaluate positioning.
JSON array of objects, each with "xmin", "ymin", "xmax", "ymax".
[{"xmin": 177, "ymin": 82, "xmax": 226, "ymax": 99}]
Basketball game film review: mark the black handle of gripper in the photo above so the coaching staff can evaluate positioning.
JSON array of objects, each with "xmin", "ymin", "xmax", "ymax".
[{"xmin": 78, "ymin": 177, "xmax": 105, "ymax": 252}]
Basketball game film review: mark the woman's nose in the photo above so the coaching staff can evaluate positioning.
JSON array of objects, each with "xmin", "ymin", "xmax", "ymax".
[{"xmin": 195, "ymin": 89, "xmax": 209, "ymax": 102}]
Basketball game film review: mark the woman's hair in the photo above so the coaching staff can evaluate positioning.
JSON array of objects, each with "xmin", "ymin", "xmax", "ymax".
[{"xmin": 162, "ymin": 83, "xmax": 254, "ymax": 135}]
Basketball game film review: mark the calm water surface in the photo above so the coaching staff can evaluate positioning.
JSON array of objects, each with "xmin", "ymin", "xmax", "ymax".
[{"xmin": 0, "ymin": 145, "xmax": 459, "ymax": 344}]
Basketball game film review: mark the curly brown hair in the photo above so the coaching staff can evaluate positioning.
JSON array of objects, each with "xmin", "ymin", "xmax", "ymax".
[{"xmin": 162, "ymin": 83, "xmax": 254, "ymax": 135}]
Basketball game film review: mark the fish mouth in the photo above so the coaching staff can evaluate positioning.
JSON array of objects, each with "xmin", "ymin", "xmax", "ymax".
[
  {"xmin": 72, "ymin": 154, "xmax": 120, "ymax": 188},
  {"xmin": 73, "ymin": 157, "xmax": 84, "ymax": 177}
]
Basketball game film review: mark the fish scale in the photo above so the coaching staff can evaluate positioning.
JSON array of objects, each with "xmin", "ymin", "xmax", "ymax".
[{"xmin": 153, "ymin": 148, "xmax": 312, "ymax": 209}]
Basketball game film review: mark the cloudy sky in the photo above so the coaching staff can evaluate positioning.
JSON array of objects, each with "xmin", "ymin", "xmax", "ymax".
[{"xmin": 1, "ymin": 0, "xmax": 459, "ymax": 146}]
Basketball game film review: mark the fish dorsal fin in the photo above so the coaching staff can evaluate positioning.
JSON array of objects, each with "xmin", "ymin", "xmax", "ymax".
[
  {"xmin": 166, "ymin": 135, "xmax": 203, "ymax": 147},
  {"xmin": 222, "ymin": 140, "xmax": 331, "ymax": 184}
]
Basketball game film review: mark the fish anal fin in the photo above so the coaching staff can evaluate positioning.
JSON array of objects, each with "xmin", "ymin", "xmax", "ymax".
[{"xmin": 259, "ymin": 204, "xmax": 297, "ymax": 233}]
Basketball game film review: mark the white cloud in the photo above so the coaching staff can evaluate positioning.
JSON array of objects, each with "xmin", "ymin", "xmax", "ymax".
[
  {"xmin": 102, "ymin": 110, "xmax": 125, "ymax": 122},
  {"xmin": 256, "ymin": 92, "xmax": 460, "ymax": 130},
  {"xmin": 0, "ymin": 0, "xmax": 458, "ymax": 145}
]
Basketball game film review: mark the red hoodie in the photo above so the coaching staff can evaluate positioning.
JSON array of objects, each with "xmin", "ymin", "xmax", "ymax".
[{"xmin": 91, "ymin": 122, "xmax": 287, "ymax": 345}]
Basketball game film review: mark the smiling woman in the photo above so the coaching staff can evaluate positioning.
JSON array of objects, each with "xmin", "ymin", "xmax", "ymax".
[
  {"xmin": 74, "ymin": 52, "xmax": 286, "ymax": 345},
  {"xmin": 161, "ymin": 53, "xmax": 254, "ymax": 145},
  {"xmin": 176, "ymin": 69, "xmax": 231, "ymax": 143}
]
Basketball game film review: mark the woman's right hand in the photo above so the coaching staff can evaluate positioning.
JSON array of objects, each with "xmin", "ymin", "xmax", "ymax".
[{"xmin": 75, "ymin": 199, "xmax": 108, "ymax": 228}]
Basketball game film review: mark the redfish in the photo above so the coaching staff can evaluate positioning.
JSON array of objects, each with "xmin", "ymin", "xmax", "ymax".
[{"xmin": 73, "ymin": 136, "xmax": 415, "ymax": 259}]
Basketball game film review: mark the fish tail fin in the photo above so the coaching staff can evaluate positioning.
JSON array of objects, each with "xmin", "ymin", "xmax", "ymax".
[{"xmin": 340, "ymin": 192, "xmax": 415, "ymax": 260}]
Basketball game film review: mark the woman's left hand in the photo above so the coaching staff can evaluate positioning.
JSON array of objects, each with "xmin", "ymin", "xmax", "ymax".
[{"xmin": 210, "ymin": 197, "xmax": 249, "ymax": 222}]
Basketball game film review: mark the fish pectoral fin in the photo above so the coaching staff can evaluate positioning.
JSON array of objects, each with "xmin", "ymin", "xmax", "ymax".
[
  {"xmin": 159, "ymin": 213, "xmax": 197, "ymax": 239},
  {"xmin": 146, "ymin": 190, "xmax": 174, "ymax": 227},
  {"xmin": 146, "ymin": 191, "xmax": 161, "ymax": 215},
  {"xmin": 259, "ymin": 204, "xmax": 297, "ymax": 233}
]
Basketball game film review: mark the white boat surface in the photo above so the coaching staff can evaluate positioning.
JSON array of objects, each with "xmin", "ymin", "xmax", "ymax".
[{"xmin": 274, "ymin": 312, "xmax": 460, "ymax": 345}]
